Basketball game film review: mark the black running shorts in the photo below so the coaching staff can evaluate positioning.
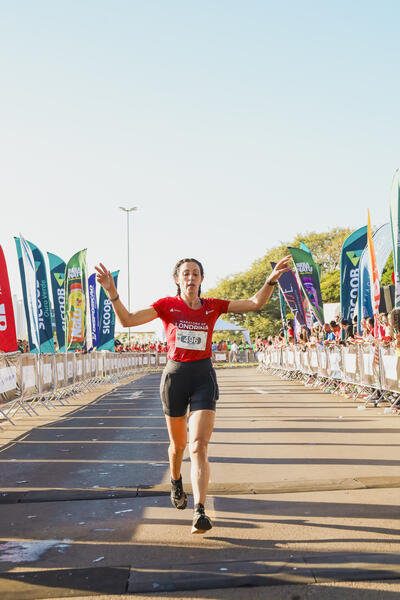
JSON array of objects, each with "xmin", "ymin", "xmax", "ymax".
[{"xmin": 160, "ymin": 358, "xmax": 219, "ymax": 417}]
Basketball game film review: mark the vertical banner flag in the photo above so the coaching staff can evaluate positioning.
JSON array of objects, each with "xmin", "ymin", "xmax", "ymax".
[
  {"xmin": 48, "ymin": 252, "xmax": 66, "ymax": 352},
  {"xmin": 357, "ymin": 223, "xmax": 391, "ymax": 332},
  {"xmin": 279, "ymin": 289, "xmax": 288, "ymax": 343},
  {"xmin": 0, "ymin": 246, "xmax": 18, "ymax": 352},
  {"xmin": 88, "ymin": 273, "xmax": 99, "ymax": 349},
  {"xmin": 340, "ymin": 226, "xmax": 367, "ymax": 323},
  {"xmin": 288, "ymin": 247, "xmax": 325, "ymax": 325},
  {"xmin": 28, "ymin": 241, "xmax": 55, "ymax": 353},
  {"xmin": 65, "ymin": 249, "xmax": 88, "ymax": 352},
  {"xmin": 390, "ymin": 169, "xmax": 400, "ymax": 307},
  {"xmin": 15, "ymin": 235, "xmax": 40, "ymax": 353},
  {"xmin": 367, "ymin": 210, "xmax": 380, "ymax": 332},
  {"xmin": 271, "ymin": 262, "xmax": 307, "ymax": 328},
  {"xmin": 97, "ymin": 270, "xmax": 119, "ymax": 352}
]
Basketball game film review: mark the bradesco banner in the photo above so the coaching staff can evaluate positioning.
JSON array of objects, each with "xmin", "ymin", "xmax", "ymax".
[
  {"xmin": 271, "ymin": 262, "xmax": 307, "ymax": 328},
  {"xmin": 88, "ymin": 273, "xmax": 99, "ymax": 349},
  {"xmin": 97, "ymin": 271, "xmax": 119, "ymax": 352},
  {"xmin": 357, "ymin": 223, "xmax": 391, "ymax": 331},
  {"xmin": 390, "ymin": 169, "xmax": 400, "ymax": 306},
  {"xmin": 28, "ymin": 240, "xmax": 55, "ymax": 353},
  {"xmin": 288, "ymin": 247, "xmax": 324, "ymax": 325},
  {"xmin": 0, "ymin": 246, "xmax": 18, "ymax": 352},
  {"xmin": 48, "ymin": 252, "xmax": 66, "ymax": 352},
  {"xmin": 65, "ymin": 249, "xmax": 88, "ymax": 352},
  {"xmin": 340, "ymin": 226, "xmax": 367, "ymax": 323},
  {"xmin": 15, "ymin": 235, "xmax": 40, "ymax": 353}
]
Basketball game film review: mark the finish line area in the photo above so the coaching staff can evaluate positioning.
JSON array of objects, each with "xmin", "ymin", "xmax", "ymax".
[{"xmin": 0, "ymin": 367, "xmax": 400, "ymax": 598}]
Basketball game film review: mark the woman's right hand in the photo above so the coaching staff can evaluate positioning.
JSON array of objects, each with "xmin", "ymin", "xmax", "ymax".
[{"xmin": 95, "ymin": 263, "xmax": 116, "ymax": 294}]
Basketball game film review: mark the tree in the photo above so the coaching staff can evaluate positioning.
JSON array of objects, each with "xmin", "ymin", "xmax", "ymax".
[{"xmin": 206, "ymin": 227, "xmax": 352, "ymax": 338}]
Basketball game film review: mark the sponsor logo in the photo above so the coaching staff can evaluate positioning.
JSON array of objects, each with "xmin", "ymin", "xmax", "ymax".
[
  {"xmin": 54, "ymin": 272, "xmax": 65, "ymax": 287},
  {"xmin": 0, "ymin": 303, "xmax": 7, "ymax": 332},
  {"xmin": 296, "ymin": 262, "xmax": 312, "ymax": 274},
  {"xmin": 102, "ymin": 299, "xmax": 112, "ymax": 335},
  {"xmin": 57, "ymin": 288, "xmax": 66, "ymax": 329},
  {"xmin": 347, "ymin": 267, "xmax": 360, "ymax": 319},
  {"xmin": 170, "ymin": 308, "xmax": 181, "ymax": 312},
  {"xmin": 205, "ymin": 310, "xmax": 214, "ymax": 315},
  {"xmin": 35, "ymin": 261, "xmax": 41, "ymax": 272},
  {"xmin": 346, "ymin": 250, "xmax": 362, "ymax": 267},
  {"xmin": 67, "ymin": 267, "xmax": 82, "ymax": 279}
]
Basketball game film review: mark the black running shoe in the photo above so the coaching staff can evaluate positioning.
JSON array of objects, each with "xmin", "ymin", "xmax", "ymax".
[
  {"xmin": 191, "ymin": 503, "xmax": 213, "ymax": 534},
  {"xmin": 170, "ymin": 475, "xmax": 188, "ymax": 510}
]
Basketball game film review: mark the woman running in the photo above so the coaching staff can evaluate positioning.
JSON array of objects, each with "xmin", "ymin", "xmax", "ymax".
[{"xmin": 95, "ymin": 255, "xmax": 290, "ymax": 533}]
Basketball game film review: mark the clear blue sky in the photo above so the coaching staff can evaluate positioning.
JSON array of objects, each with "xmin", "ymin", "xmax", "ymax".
[{"xmin": 1, "ymin": 1, "xmax": 400, "ymax": 308}]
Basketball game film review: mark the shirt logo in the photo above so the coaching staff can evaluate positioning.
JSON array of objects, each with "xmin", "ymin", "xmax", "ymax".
[
  {"xmin": 205, "ymin": 310, "xmax": 214, "ymax": 315},
  {"xmin": 170, "ymin": 308, "xmax": 181, "ymax": 312}
]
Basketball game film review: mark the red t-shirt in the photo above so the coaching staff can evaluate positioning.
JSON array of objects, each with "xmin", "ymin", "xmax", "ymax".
[{"xmin": 152, "ymin": 296, "xmax": 230, "ymax": 362}]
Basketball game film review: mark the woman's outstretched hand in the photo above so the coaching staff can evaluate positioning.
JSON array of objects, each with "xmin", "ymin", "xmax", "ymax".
[
  {"xmin": 269, "ymin": 255, "xmax": 292, "ymax": 283},
  {"xmin": 95, "ymin": 263, "xmax": 116, "ymax": 294}
]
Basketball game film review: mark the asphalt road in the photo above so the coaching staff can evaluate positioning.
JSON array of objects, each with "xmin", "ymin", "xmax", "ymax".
[{"xmin": 1, "ymin": 367, "xmax": 400, "ymax": 599}]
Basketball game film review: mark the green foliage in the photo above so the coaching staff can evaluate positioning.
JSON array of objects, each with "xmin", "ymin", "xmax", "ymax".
[
  {"xmin": 206, "ymin": 227, "xmax": 353, "ymax": 338},
  {"xmin": 320, "ymin": 269, "xmax": 340, "ymax": 302},
  {"xmin": 381, "ymin": 251, "xmax": 394, "ymax": 286}
]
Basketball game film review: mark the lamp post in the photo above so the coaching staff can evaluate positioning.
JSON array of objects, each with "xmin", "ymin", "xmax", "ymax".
[{"xmin": 119, "ymin": 206, "xmax": 137, "ymax": 347}]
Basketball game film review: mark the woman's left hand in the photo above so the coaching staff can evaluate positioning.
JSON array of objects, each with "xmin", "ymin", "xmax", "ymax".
[{"xmin": 268, "ymin": 255, "xmax": 292, "ymax": 283}]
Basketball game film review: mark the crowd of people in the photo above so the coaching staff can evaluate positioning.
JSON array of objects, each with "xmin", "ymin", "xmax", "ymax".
[
  {"xmin": 115, "ymin": 340, "xmax": 168, "ymax": 353},
  {"xmin": 254, "ymin": 308, "xmax": 400, "ymax": 350}
]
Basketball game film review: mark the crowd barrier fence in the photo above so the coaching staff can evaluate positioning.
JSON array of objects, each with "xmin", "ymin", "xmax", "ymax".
[
  {"xmin": 0, "ymin": 347, "xmax": 258, "ymax": 428},
  {"xmin": 257, "ymin": 344, "xmax": 400, "ymax": 411},
  {"xmin": 0, "ymin": 351, "xmax": 170, "ymax": 428}
]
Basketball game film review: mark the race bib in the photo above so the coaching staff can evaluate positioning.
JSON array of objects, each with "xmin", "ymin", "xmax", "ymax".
[{"xmin": 176, "ymin": 328, "xmax": 207, "ymax": 351}]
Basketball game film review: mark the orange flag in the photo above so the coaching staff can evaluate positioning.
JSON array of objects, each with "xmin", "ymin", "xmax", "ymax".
[{"xmin": 367, "ymin": 210, "xmax": 380, "ymax": 332}]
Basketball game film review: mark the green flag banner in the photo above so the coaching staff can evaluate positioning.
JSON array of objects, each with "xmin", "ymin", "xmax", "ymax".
[
  {"xmin": 288, "ymin": 247, "xmax": 324, "ymax": 325},
  {"xmin": 65, "ymin": 249, "xmax": 87, "ymax": 352}
]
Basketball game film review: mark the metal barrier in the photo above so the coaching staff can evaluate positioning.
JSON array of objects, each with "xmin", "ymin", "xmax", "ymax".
[
  {"xmin": 257, "ymin": 343, "xmax": 400, "ymax": 411},
  {"xmin": 0, "ymin": 350, "xmax": 164, "ymax": 427}
]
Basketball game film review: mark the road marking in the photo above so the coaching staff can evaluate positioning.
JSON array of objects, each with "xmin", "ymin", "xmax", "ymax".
[
  {"xmin": 125, "ymin": 391, "xmax": 143, "ymax": 399},
  {"xmin": 248, "ymin": 387, "xmax": 269, "ymax": 394}
]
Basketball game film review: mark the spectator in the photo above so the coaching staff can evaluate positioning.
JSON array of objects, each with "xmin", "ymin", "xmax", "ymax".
[{"xmin": 229, "ymin": 341, "xmax": 239, "ymax": 363}]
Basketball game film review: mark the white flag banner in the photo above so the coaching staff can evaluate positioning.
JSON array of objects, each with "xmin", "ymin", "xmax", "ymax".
[{"xmin": 19, "ymin": 233, "xmax": 40, "ymax": 352}]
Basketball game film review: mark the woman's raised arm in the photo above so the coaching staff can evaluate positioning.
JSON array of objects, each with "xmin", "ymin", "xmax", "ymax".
[
  {"xmin": 227, "ymin": 255, "xmax": 291, "ymax": 314},
  {"xmin": 95, "ymin": 263, "xmax": 157, "ymax": 327}
]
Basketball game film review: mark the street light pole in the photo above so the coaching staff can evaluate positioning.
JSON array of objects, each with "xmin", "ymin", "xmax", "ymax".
[{"xmin": 119, "ymin": 206, "xmax": 137, "ymax": 348}]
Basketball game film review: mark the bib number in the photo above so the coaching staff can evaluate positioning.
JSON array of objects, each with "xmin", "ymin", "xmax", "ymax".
[{"xmin": 176, "ymin": 328, "xmax": 207, "ymax": 351}]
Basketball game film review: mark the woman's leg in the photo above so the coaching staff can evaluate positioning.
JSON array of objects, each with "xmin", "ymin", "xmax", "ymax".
[
  {"xmin": 188, "ymin": 409, "xmax": 215, "ymax": 505},
  {"xmin": 165, "ymin": 415, "xmax": 187, "ymax": 480}
]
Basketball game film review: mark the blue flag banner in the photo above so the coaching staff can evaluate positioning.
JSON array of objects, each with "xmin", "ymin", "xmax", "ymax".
[
  {"xmin": 271, "ymin": 263, "xmax": 307, "ymax": 328},
  {"xmin": 48, "ymin": 252, "xmax": 66, "ymax": 352},
  {"xmin": 26, "ymin": 241, "xmax": 55, "ymax": 354},
  {"xmin": 357, "ymin": 222, "xmax": 391, "ymax": 331},
  {"xmin": 97, "ymin": 270, "xmax": 119, "ymax": 352},
  {"xmin": 88, "ymin": 273, "xmax": 99, "ymax": 349},
  {"xmin": 340, "ymin": 226, "xmax": 367, "ymax": 324}
]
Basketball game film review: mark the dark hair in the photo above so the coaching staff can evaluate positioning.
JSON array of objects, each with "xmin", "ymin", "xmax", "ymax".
[
  {"xmin": 173, "ymin": 258, "xmax": 204, "ymax": 297},
  {"xmin": 367, "ymin": 317, "xmax": 375, "ymax": 328}
]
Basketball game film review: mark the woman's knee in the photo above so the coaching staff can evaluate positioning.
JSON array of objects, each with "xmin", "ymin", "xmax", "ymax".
[
  {"xmin": 169, "ymin": 441, "xmax": 186, "ymax": 454},
  {"xmin": 189, "ymin": 438, "xmax": 209, "ymax": 457}
]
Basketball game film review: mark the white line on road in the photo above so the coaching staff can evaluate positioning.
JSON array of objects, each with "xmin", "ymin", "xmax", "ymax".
[{"xmin": 248, "ymin": 387, "xmax": 269, "ymax": 394}]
